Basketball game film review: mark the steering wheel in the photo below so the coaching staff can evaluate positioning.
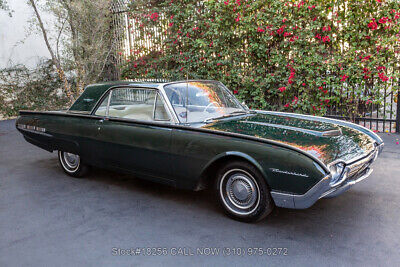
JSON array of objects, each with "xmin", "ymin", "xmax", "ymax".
[{"xmin": 203, "ymin": 102, "xmax": 220, "ymax": 113}]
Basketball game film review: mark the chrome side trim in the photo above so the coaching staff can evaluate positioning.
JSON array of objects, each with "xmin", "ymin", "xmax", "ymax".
[{"xmin": 18, "ymin": 128, "xmax": 53, "ymax": 138}]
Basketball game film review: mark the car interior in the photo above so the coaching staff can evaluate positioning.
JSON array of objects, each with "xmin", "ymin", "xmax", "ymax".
[{"xmin": 95, "ymin": 88, "xmax": 170, "ymax": 122}]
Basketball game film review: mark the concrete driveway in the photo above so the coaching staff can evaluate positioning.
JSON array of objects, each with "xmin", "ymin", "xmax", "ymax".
[{"xmin": 1, "ymin": 119, "xmax": 399, "ymax": 266}]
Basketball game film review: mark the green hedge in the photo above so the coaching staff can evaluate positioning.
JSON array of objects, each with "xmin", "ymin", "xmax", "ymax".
[
  {"xmin": 0, "ymin": 60, "xmax": 70, "ymax": 117},
  {"xmin": 121, "ymin": 0, "xmax": 400, "ymax": 117}
]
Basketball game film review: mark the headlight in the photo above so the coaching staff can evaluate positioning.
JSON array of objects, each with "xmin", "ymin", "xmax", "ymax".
[{"xmin": 329, "ymin": 162, "xmax": 346, "ymax": 187}]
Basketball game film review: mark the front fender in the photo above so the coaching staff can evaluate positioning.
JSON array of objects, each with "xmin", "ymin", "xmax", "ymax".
[{"xmin": 199, "ymin": 151, "xmax": 269, "ymax": 182}]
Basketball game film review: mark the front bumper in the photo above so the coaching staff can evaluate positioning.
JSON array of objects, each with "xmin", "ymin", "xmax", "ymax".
[{"xmin": 271, "ymin": 143, "xmax": 382, "ymax": 209}]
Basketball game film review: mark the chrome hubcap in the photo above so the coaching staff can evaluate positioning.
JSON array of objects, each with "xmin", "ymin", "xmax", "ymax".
[
  {"xmin": 63, "ymin": 152, "xmax": 80, "ymax": 169},
  {"xmin": 220, "ymin": 169, "xmax": 260, "ymax": 215}
]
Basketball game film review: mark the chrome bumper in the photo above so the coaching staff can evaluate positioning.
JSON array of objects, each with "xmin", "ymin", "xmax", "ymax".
[
  {"xmin": 271, "ymin": 167, "xmax": 373, "ymax": 209},
  {"xmin": 271, "ymin": 142, "xmax": 382, "ymax": 209}
]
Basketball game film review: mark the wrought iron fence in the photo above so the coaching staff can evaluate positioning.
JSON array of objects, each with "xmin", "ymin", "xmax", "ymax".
[
  {"xmin": 325, "ymin": 79, "xmax": 400, "ymax": 133},
  {"xmin": 111, "ymin": 1, "xmax": 400, "ymax": 133}
]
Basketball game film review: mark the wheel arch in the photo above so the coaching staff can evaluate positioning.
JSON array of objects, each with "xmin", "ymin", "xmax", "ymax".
[{"xmin": 194, "ymin": 151, "xmax": 268, "ymax": 191}]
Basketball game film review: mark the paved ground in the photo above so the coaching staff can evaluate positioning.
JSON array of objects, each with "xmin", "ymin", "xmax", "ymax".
[{"xmin": 1, "ymin": 119, "xmax": 400, "ymax": 266}]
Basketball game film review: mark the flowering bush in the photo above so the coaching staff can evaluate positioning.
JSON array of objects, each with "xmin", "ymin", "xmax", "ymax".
[{"xmin": 121, "ymin": 0, "xmax": 400, "ymax": 118}]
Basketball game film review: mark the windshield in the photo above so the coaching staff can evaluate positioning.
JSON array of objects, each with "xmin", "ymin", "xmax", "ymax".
[{"xmin": 164, "ymin": 81, "xmax": 246, "ymax": 123}]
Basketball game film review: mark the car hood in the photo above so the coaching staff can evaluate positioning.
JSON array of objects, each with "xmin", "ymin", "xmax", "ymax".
[{"xmin": 202, "ymin": 111, "xmax": 376, "ymax": 165}]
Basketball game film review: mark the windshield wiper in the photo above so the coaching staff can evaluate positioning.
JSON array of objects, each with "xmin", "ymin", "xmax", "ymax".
[
  {"xmin": 204, "ymin": 110, "xmax": 253, "ymax": 123},
  {"xmin": 228, "ymin": 110, "xmax": 248, "ymax": 115}
]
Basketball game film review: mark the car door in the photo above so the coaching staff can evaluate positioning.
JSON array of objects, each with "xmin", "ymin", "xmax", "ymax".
[{"xmin": 92, "ymin": 87, "xmax": 175, "ymax": 185}]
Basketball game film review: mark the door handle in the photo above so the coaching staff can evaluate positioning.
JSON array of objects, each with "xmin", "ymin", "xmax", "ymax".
[{"xmin": 98, "ymin": 118, "xmax": 107, "ymax": 130}]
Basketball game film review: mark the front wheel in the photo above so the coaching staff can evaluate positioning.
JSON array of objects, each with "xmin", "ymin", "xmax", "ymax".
[
  {"xmin": 216, "ymin": 161, "xmax": 274, "ymax": 222},
  {"xmin": 58, "ymin": 151, "xmax": 89, "ymax": 178}
]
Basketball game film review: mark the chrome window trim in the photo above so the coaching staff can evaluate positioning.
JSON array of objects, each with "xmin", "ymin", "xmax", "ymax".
[
  {"xmin": 91, "ymin": 85, "xmax": 178, "ymax": 124},
  {"xmin": 153, "ymin": 92, "xmax": 172, "ymax": 122},
  {"xmin": 106, "ymin": 90, "xmax": 112, "ymax": 117},
  {"xmin": 158, "ymin": 84, "xmax": 180, "ymax": 123}
]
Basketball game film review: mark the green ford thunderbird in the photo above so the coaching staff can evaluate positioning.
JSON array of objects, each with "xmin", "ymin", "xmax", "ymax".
[{"xmin": 16, "ymin": 80, "xmax": 384, "ymax": 222}]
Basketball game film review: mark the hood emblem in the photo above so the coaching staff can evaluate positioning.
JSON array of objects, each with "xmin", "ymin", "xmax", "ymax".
[{"xmin": 270, "ymin": 168, "xmax": 309, "ymax": 177}]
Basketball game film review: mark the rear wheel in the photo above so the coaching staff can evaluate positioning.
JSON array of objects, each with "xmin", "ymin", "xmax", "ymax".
[
  {"xmin": 58, "ymin": 151, "xmax": 89, "ymax": 178},
  {"xmin": 216, "ymin": 161, "xmax": 274, "ymax": 222}
]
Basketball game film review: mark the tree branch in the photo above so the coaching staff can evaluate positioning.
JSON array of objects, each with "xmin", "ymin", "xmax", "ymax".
[{"xmin": 28, "ymin": 0, "xmax": 74, "ymax": 102}]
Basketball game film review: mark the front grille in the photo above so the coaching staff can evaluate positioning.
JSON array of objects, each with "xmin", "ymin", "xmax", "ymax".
[{"xmin": 347, "ymin": 150, "xmax": 376, "ymax": 178}]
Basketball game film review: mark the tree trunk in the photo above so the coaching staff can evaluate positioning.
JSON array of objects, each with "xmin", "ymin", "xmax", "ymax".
[{"xmin": 28, "ymin": 0, "xmax": 75, "ymax": 103}]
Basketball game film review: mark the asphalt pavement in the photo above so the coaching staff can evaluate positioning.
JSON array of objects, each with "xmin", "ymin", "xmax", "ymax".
[{"xmin": 1, "ymin": 119, "xmax": 399, "ymax": 266}]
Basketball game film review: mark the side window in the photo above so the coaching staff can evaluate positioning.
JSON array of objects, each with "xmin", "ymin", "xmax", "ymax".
[
  {"xmin": 94, "ymin": 88, "xmax": 171, "ymax": 122},
  {"xmin": 94, "ymin": 93, "xmax": 110, "ymax": 116},
  {"xmin": 108, "ymin": 88, "xmax": 156, "ymax": 121},
  {"xmin": 154, "ymin": 93, "xmax": 170, "ymax": 121}
]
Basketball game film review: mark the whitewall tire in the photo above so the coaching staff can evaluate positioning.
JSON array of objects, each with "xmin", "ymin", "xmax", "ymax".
[
  {"xmin": 58, "ymin": 151, "xmax": 89, "ymax": 178},
  {"xmin": 216, "ymin": 161, "xmax": 274, "ymax": 222}
]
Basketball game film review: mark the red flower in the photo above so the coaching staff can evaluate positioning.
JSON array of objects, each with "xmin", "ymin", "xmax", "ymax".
[
  {"xmin": 322, "ymin": 26, "xmax": 331, "ymax": 32},
  {"xmin": 325, "ymin": 99, "xmax": 330, "ymax": 104},
  {"xmin": 257, "ymin": 27, "xmax": 265, "ymax": 33},
  {"xmin": 224, "ymin": 1, "xmax": 229, "ymax": 5},
  {"xmin": 302, "ymin": 83, "xmax": 306, "ymax": 86},
  {"xmin": 179, "ymin": 67, "xmax": 184, "ymax": 71},
  {"xmin": 378, "ymin": 17, "xmax": 388, "ymax": 24},
  {"xmin": 278, "ymin": 87, "xmax": 286, "ymax": 92},
  {"xmin": 235, "ymin": 14, "xmax": 240, "ymax": 22},
  {"xmin": 277, "ymin": 25, "xmax": 286, "ymax": 35},
  {"xmin": 284, "ymin": 32, "xmax": 292, "ymax": 37},
  {"xmin": 322, "ymin": 36, "xmax": 331, "ymax": 42},
  {"xmin": 362, "ymin": 55, "xmax": 371, "ymax": 61},
  {"xmin": 150, "ymin": 12, "xmax": 159, "ymax": 21},
  {"xmin": 340, "ymin": 74, "xmax": 349, "ymax": 82},
  {"xmin": 233, "ymin": 90, "xmax": 238, "ymax": 94},
  {"xmin": 284, "ymin": 103, "xmax": 290, "ymax": 108},
  {"xmin": 378, "ymin": 72, "xmax": 389, "ymax": 82},
  {"xmin": 315, "ymin": 34, "xmax": 322, "ymax": 39},
  {"xmin": 289, "ymin": 36, "xmax": 299, "ymax": 42},
  {"xmin": 368, "ymin": 19, "xmax": 378, "ymax": 30},
  {"xmin": 209, "ymin": 41, "xmax": 213, "ymax": 47},
  {"xmin": 312, "ymin": 17, "xmax": 317, "ymax": 21}
]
